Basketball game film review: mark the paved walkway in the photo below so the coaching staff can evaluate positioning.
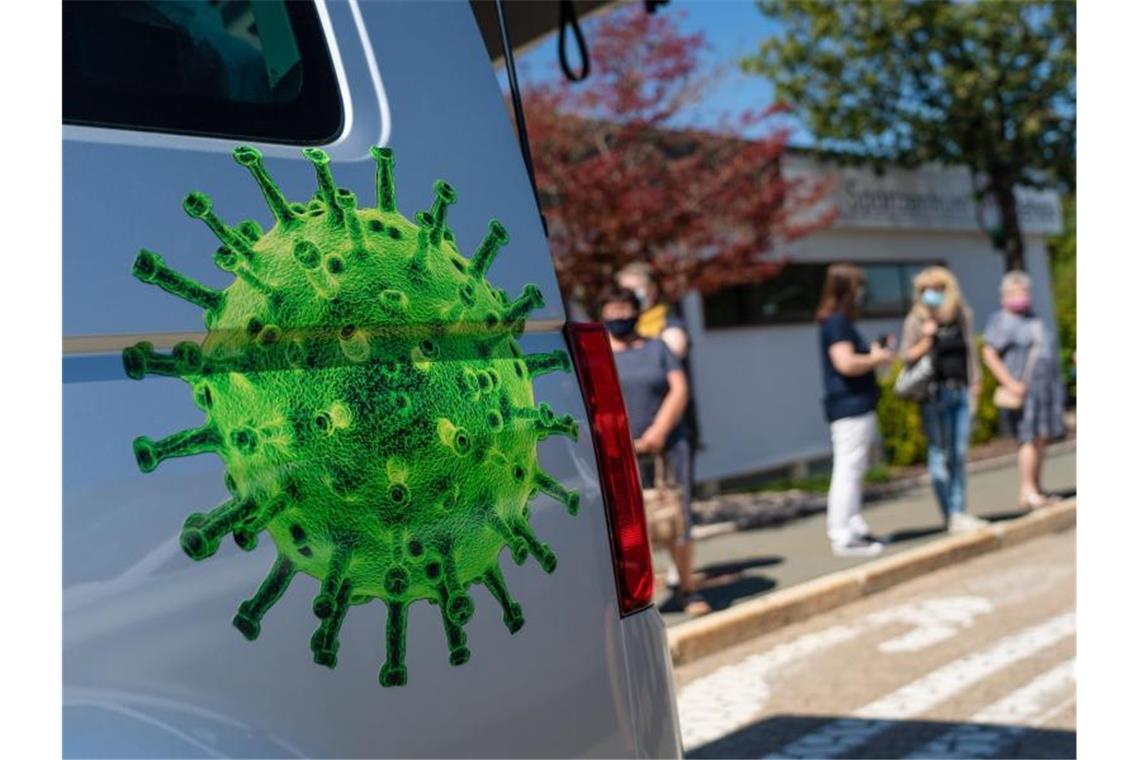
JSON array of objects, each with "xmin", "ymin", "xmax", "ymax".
[
  {"xmin": 656, "ymin": 448, "xmax": 1076, "ymax": 626},
  {"xmin": 674, "ymin": 528, "xmax": 1076, "ymax": 758}
]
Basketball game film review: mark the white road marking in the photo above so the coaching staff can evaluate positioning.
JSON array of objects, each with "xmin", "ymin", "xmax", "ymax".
[
  {"xmin": 678, "ymin": 624, "xmax": 863, "ymax": 749},
  {"xmin": 971, "ymin": 658, "xmax": 1076, "ymax": 725},
  {"xmin": 869, "ymin": 597, "xmax": 995, "ymax": 653},
  {"xmin": 900, "ymin": 659, "xmax": 1077, "ymax": 759},
  {"xmin": 762, "ymin": 611, "xmax": 1075, "ymax": 759},
  {"xmin": 679, "ymin": 595, "xmax": 994, "ymax": 750},
  {"xmin": 856, "ymin": 611, "xmax": 1075, "ymax": 719}
]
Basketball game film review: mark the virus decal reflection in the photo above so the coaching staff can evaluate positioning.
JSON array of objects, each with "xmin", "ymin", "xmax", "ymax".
[{"xmin": 124, "ymin": 145, "xmax": 580, "ymax": 686}]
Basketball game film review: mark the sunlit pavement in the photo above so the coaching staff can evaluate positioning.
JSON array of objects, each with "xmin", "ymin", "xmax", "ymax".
[
  {"xmin": 657, "ymin": 448, "xmax": 1076, "ymax": 624},
  {"xmin": 673, "ymin": 527, "xmax": 1075, "ymax": 758}
]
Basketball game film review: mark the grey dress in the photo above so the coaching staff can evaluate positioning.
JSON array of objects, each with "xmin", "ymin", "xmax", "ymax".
[{"xmin": 983, "ymin": 310, "xmax": 1066, "ymax": 443}]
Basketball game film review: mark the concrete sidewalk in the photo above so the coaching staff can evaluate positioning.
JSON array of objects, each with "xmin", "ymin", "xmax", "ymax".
[{"xmin": 656, "ymin": 447, "xmax": 1076, "ymax": 627}]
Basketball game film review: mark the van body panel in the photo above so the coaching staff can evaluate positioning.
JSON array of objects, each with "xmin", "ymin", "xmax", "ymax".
[{"xmin": 63, "ymin": 2, "xmax": 680, "ymax": 756}]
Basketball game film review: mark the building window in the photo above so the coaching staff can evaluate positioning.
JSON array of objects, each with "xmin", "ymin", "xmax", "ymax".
[
  {"xmin": 702, "ymin": 261, "xmax": 940, "ymax": 328},
  {"xmin": 63, "ymin": 0, "xmax": 343, "ymax": 145}
]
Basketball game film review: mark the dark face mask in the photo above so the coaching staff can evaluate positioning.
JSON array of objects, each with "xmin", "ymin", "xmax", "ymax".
[{"xmin": 604, "ymin": 317, "xmax": 639, "ymax": 340}]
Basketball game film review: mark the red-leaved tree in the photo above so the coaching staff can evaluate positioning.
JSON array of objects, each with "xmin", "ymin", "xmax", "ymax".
[{"xmin": 517, "ymin": 6, "xmax": 835, "ymax": 309}]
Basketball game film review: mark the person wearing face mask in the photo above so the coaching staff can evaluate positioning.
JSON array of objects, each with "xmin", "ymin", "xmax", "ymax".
[
  {"xmin": 616, "ymin": 261, "xmax": 702, "ymax": 592},
  {"xmin": 599, "ymin": 287, "xmax": 709, "ymax": 616},
  {"xmin": 817, "ymin": 264, "xmax": 896, "ymax": 557},
  {"xmin": 982, "ymin": 271, "xmax": 1067, "ymax": 509},
  {"xmin": 616, "ymin": 261, "xmax": 689, "ymax": 358},
  {"xmin": 900, "ymin": 267, "xmax": 988, "ymax": 534}
]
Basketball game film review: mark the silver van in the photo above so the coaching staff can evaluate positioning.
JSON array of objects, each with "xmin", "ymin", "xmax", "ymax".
[{"xmin": 63, "ymin": 1, "xmax": 681, "ymax": 756}]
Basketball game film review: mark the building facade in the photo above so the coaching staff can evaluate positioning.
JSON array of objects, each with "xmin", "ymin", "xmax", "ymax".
[{"xmin": 681, "ymin": 157, "xmax": 1064, "ymax": 489}]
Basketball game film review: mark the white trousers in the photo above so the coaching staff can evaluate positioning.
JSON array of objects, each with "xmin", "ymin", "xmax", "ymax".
[{"xmin": 827, "ymin": 411, "xmax": 878, "ymax": 545}]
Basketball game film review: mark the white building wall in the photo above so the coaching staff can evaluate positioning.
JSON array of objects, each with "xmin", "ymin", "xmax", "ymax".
[{"xmin": 683, "ymin": 228, "xmax": 1057, "ymax": 484}]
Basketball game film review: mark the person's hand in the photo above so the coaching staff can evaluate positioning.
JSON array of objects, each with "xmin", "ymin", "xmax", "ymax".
[
  {"xmin": 634, "ymin": 426, "xmax": 667, "ymax": 455},
  {"xmin": 970, "ymin": 382, "xmax": 982, "ymax": 401},
  {"xmin": 921, "ymin": 319, "xmax": 938, "ymax": 338},
  {"xmin": 869, "ymin": 342, "xmax": 895, "ymax": 367},
  {"xmin": 1006, "ymin": 380, "xmax": 1028, "ymax": 398}
]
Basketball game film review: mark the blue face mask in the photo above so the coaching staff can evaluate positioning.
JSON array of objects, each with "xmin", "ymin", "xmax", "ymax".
[{"xmin": 921, "ymin": 289, "xmax": 945, "ymax": 308}]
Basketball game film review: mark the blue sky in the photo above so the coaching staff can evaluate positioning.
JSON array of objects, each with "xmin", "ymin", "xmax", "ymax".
[{"xmin": 499, "ymin": 0, "xmax": 812, "ymax": 144}]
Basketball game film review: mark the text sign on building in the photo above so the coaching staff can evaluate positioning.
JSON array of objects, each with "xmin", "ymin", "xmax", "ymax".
[{"xmin": 786, "ymin": 157, "xmax": 1063, "ymax": 236}]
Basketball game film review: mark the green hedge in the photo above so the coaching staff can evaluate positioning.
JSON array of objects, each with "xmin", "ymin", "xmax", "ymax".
[
  {"xmin": 876, "ymin": 337, "xmax": 1001, "ymax": 467},
  {"xmin": 1049, "ymin": 196, "xmax": 1076, "ymax": 400}
]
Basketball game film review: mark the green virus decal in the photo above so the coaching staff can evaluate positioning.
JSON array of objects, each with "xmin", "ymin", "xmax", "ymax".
[{"xmin": 124, "ymin": 145, "xmax": 581, "ymax": 686}]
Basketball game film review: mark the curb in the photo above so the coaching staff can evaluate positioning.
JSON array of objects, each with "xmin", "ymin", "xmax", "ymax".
[
  {"xmin": 667, "ymin": 498, "xmax": 1076, "ymax": 667},
  {"xmin": 690, "ymin": 438, "xmax": 1077, "ymax": 542}
]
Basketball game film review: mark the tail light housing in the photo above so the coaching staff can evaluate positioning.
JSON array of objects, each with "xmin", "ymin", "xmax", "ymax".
[{"xmin": 564, "ymin": 322, "xmax": 655, "ymax": 616}]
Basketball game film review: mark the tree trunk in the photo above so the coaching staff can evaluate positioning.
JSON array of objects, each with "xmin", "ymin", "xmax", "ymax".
[{"xmin": 993, "ymin": 177, "xmax": 1025, "ymax": 272}]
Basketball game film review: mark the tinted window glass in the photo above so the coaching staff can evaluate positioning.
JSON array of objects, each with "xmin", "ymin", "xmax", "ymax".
[
  {"xmin": 702, "ymin": 265, "xmax": 827, "ymax": 327},
  {"xmin": 63, "ymin": 0, "xmax": 342, "ymax": 144},
  {"xmin": 702, "ymin": 262, "xmax": 940, "ymax": 328},
  {"xmin": 862, "ymin": 263, "xmax": 908, "ymax": 319}
]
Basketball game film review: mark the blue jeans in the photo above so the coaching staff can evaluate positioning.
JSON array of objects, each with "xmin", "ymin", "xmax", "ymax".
[{"xmin": 920, "ymin": 385, "xmax": 971, "ymax": 520}]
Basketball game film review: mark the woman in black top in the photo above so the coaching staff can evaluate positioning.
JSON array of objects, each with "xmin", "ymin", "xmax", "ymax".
[{"xmin": 900, "ymin": 266, "xmax": 988, "ymax": 534}]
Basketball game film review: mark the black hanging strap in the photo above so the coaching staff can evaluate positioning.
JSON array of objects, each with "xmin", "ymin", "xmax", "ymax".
[{"xmin": 558, "ymin": 0, "xmax": 590, "ymax": 83}]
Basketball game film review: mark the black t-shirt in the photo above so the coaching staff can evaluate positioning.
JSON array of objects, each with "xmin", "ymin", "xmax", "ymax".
[
  {"xmin": 819, "ymin": 313, "xmax": 880, "ymax": 422},
  {"xmin": 933, "ymin": 321, "xmax": 969, "ymax": 383}
]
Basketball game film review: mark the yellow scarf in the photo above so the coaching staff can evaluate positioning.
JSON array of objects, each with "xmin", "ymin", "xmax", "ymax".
[{"xmin": 637, "ymin": 303, "xmax": 668, "ymax": 339}]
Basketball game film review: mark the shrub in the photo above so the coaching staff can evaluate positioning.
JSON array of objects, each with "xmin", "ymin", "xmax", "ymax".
[
  {"xmin": 1049, "ymin": 195, "xmax": 1076, "ymax": 401},
  {"xmin": 876, "ymin": 362, "xmax": 929, "ymax": 466},
  {"xmin": 876, "ymin": 336, "xmax": 1002, "ymax": 466},
  {"xmin": 972, "ymin": 339, "xmax": 1002, "ymax": 445}
]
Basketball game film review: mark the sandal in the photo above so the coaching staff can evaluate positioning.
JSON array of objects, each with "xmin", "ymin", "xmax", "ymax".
[
  {"xmin": 682, "ymin": 591, "xmax": 711, "ymax": 617},
  {"xmin": 1018, "ymin": 492, "xmax": 1058, "ymax": 510}
]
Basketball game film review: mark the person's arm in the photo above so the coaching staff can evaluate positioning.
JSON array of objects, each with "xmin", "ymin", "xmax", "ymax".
[
  {"xmin": 635, "ymin": 369, "xmax": 688, "ymax": 454},
  {"xmin": 981, "ymin": 313, "xmax": 1025, "ymax": 396},
  {"xmin": 981, "ymin": 344, "xmax": 1026, "ymax": 397},
  {"xmin": 901, "ymin": 314, "xmax": 937, "ymax": 364},
  {"xmin": 828, "ymin": 341, "xmax": 894, "ymax": 377},
  {"xmin": 660, "ymin": 325, "xmax": 689, "ymax": 359}
]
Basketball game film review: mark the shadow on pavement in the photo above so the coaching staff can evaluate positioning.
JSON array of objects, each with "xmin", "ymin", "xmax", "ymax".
[
  {"xmin": 882, "ymin": 525, "xmax": 944, "ymax": 545},
  {"xmin": 700, "ymin": 555, "xmax": 785, "ymax": 579},
  {"xmin": 979, "ymin": 490, "xmax": 1076, "ymax": 524},
  {"xmin": 686, "ymin": 714, "xmax": 1076, "ymax": 759},
  {"xmin": 660, "ymin": 575, "xmax": 778, "ymax": 615},
  {"xmin": 979, "ymin": 508, "xmax": 1033, "ymax": 522}
]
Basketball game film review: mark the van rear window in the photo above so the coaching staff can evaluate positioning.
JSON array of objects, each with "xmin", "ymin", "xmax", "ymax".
[{"xmin": 63, "ymin": 0, "xmax": 343, "ymax": 144}]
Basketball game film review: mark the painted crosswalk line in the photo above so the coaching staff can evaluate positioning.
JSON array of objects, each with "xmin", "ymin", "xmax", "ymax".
[
  {"xmin": 678, "ymin": 624, "xmax": 864, "ymax": 749},
  {"xmin": 856, "ymin": 611, "xmax": 1075, "ymax": 719},
  {"xmin": 761, "ymin": 611, "xmax": 1075, "ymax": 759},
  {"xmin": 678, "ymin": 595, "xmax": 992, "ymax": 750}
]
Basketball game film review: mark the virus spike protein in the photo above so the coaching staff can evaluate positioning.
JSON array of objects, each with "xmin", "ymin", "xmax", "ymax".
[{"xmin": 125, "ymin": 145, "xmax": 580, "ymax": 686}]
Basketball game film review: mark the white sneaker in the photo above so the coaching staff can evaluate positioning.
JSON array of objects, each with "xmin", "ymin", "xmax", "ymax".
[
  {"xmin": 948, "ymin": 513, "xmax": 989, "ymax": 534},
  {"xmin": 831, "ymin": 536, "xmax": 885, "ymax": 558}
]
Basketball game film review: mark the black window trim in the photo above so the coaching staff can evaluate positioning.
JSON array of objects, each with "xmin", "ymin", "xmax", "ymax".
[{"xmin": 63, "ymin": 0, "xmax": 345, "ymax": 146}]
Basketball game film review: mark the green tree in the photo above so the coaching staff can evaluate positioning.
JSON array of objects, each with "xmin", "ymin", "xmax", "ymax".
[{"xmin": 742, "ymin": 0, "xmax": 1075, "ymax": 271}]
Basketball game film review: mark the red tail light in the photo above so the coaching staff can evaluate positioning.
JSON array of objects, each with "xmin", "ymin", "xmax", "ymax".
[{"xmin": 564, "ymin": 322, "xmax": 655, "ymax": 616}]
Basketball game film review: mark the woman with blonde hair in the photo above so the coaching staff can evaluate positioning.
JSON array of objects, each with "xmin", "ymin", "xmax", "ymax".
[{"xmin": 900, "ymin": 266, "xmax": 989, "ymax": 533}]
